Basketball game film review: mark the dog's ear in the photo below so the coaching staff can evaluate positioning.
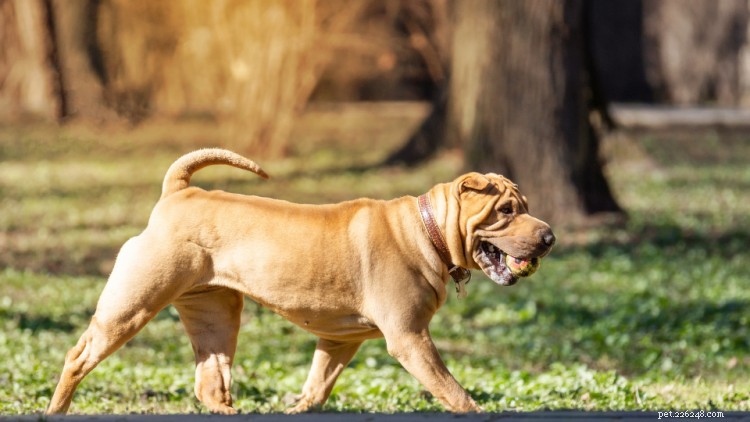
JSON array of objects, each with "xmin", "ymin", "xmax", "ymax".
[{"xmin": 459, "ymin": 173, "xmax": 492, "ymax": 194}]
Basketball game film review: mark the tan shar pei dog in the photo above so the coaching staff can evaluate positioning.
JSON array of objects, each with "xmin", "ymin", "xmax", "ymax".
[{"xmin": 47, "ymin": 148, "xmax": 555, "ymax": 414}]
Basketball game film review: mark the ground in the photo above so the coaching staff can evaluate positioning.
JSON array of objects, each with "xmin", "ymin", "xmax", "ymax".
[{"xmin": 1, "ymin": 104, "xmax": 749, "ymax": 414}]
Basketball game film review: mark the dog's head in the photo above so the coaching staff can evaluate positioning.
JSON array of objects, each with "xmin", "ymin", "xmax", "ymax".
[{"xmin": 445, "ymin": 172, "xmax": 555, "ymax": 286}]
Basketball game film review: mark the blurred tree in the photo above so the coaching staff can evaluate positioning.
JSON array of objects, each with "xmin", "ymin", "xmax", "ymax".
[
  {"xmin": 643, "ymin": 0, "xmax": 749, "ymax": 106},
  {"xmin": 392, "ymin": 0, "xmax": 621, "ymax": 225},
  {"xmin": 0, "ymin": 0, "xmax": 62, "ymax": 120},
  {"xmin": 0, "ymin": 0, "xmax": 114, "ymax": 122},
  {"xmin": 311, "ymin": 0, "xmax": 450, "ymax": 102},
  {"xmin": 454, "ymin": 0, "xmax": 619, "ymax": 225},
  {"xmin": 383, "ymin": 0, "xmax": 453, "ymax": 166},
  {"xmin": 49, "ymin": 0, "xmax": 114, "ymax": 121},
  {"xmin": 588, "ymin": 0, "xmax": 653, "ymax": 103},
  {"xmin": 95, "ymin": 0, "xmax": 369, "ymax": 155}
]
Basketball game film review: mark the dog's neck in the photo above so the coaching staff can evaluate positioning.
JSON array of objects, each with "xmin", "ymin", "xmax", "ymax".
[{"xmin": 417, "ymin": 193, "xmax": 471, "ymax": 296}]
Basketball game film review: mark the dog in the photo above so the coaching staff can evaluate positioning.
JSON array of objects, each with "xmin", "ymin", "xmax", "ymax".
[{"xmin": 47, "ymin": 148, "xmax": 555, "ymax": 414}]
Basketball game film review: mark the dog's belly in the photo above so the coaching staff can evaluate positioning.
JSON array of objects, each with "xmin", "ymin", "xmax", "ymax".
[
  {"xmin": 283, "ymin": 312, "xmax": 383, "ymax": 342},
  {"xmin": 208, "ymin": 259, "xmax": 383, "ymax": 342},
  {"xmin": 242, "ymin": 282, "xmax": 383, "ymax": 342}
]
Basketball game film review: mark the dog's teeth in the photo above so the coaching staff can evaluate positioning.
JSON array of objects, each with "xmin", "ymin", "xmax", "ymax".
[{"xmin": 488, "ymin": 245, "xmax": 495, "ymax": 252}]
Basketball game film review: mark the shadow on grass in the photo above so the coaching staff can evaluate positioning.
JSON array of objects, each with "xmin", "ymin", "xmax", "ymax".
[
  {"xmin": 0, "ymin": 309, "xmax": 77, "ymax": 333},
  {"xmin": 557, "ymin": 221, "xmax": 750, "ymax": 261},
  {"xmin": 0, "ymin": 247, "xmax": 123, "ymax": 277},
  {"xmin": 466, "ymin": 223, "xmax": 750, "ymax": 376},
  {"xmin": 532, "ymin": 298, "xmax": 750, "ymax": 372}
]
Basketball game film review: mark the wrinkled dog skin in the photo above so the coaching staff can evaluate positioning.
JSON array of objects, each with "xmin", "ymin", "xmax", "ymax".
[{"xmin": 47, "ymin": 149, "xmax": 554, "ymax": 414}]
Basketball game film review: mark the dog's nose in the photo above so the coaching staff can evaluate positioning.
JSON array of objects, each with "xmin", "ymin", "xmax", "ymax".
[{"xmin": 542, "ymin": 231, "xmax": 556, "ymax": 247}]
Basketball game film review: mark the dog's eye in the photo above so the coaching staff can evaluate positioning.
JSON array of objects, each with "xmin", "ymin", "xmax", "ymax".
[{"xmin": 500, "ymin": 206, "xmax": 513, "ymax": 215}]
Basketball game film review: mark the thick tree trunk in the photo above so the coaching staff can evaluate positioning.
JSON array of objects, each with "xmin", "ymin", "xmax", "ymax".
[
  {"xmin": 449, "ymin": 0, "xmax": 621, "ymax": 225},
  {"xmin": 587, "ymin": 0, "xmax": 652, "ymax": 103}
]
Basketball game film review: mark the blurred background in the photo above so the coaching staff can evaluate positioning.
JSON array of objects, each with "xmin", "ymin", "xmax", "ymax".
[
  {"xmin": 2, "ymin": 0, "xmax": 749, "ymax": 225},
  {"xmin": 1, "ymin": 0, "xmax": 750, "ymax": 414}
]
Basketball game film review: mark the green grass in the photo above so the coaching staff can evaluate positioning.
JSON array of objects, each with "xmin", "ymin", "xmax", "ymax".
[{"xmin": 1, "ymin": 121, "xmax": 749, "ymax": 414}]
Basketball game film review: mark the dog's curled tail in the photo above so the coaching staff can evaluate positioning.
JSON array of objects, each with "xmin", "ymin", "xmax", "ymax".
[{"xmin": 161, "ymin": 148, "xmax": 269, "ymax": 199}]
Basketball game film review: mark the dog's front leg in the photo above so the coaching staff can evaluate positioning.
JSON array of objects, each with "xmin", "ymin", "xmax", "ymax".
[
  {"xmin": 286, "ymin": 338, "xmax": 362, "ymax": 414},
  {"xmin": 384, "ymin": 329, "xmax": 480, "ymax": 412}
]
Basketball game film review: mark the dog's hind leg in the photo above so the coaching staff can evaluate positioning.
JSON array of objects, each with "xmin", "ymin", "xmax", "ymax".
[
  {"xmin": 173, "ymin": 287, "xmax": 243, "ymax": 415},
  {"xmin": 286, "ymin": 338, "xmax": 362, "ymax": 414},
  {"xmin": 46, "ymin": 236, "xmax": 202, "ymax": 414}
]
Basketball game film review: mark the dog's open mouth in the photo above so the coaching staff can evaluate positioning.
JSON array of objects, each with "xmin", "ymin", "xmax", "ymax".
[{"xmin": 476, "ymin": 242, "xmax": 541, "ymax": 286}]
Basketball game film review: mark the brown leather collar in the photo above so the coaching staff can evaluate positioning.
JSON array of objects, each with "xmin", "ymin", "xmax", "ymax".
[{"xmin": 417, "ymin": 194, "xmax": 471, "ymax": 288}]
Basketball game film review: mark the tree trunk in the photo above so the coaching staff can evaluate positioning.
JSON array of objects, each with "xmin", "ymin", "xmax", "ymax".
[
  {"xmin": 0, "ymin": 0, "xmax": 62, "ymax": 120},
  {"xmin": 449, "ymin": 0, "xmax": 621, "ymax": 225},
  {"xmin": 643, "ymin": 0, "xmax": 749, "ymax": 106},
  {"xmin": 49, "ymin": 0, "xmax": 114, "ymax": 121},
  {"xmin": 382, "ymin": 0, "xmax": 453, "ymax": 166},
  {"xmin": 587, "ymin": 0, "xmax": 652, "ymax": 103}
]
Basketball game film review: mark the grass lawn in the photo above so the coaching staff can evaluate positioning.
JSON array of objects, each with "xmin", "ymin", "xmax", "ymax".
[{"xmin": 1, "ymin": 115, "xmax": 749, "ymax": 414}]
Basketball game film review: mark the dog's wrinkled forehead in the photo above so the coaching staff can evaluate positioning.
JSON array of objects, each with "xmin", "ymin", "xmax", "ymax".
[
  {"xmin": 485, "ymin": 173, "xmax": 517, "ymax": 190},
  {"xmin": 483, "ymin": 173, "xmax": 528, "ymax": 209},
  {"xmin": 457, "ymin": 172, "xmax": 528, "ymax": 208}
]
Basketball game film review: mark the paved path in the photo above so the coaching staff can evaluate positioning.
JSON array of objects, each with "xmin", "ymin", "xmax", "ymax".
[{"xmin": 5, "ymin": 412, "xmax": 750, "ymax": 422}]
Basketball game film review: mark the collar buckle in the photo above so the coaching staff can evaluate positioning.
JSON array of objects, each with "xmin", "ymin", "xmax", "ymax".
[{"xmin": 449, "ymin": 266, "xmax": 472, "ymax": 284}]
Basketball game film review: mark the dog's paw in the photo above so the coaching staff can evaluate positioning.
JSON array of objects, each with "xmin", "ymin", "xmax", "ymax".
[
  {"xmin": 285, "ymin": 401, "xmax": 310, "ymax": 414},
  {"xmin": 207, "ymin": 404, "xmax": 237, "ymax": 415},
  {"xmin": 285, "ymin": 396, "xmax": 323, "ymax": 414},
  {"xmin": 449, "ymin": 397, "xmax": 483, "ymax": 413}
]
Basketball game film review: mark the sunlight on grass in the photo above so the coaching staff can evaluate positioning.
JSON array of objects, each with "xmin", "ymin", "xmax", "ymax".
[{"xmin": 1, "ymin": 123, "xmax": 749, "ymax": 413}]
